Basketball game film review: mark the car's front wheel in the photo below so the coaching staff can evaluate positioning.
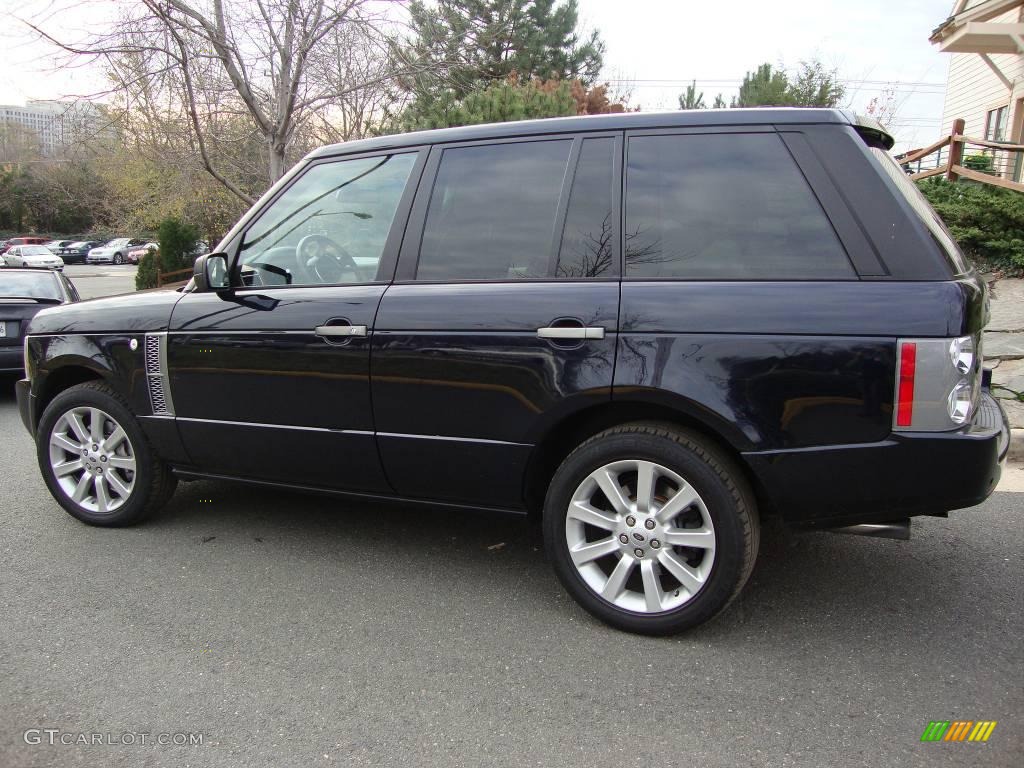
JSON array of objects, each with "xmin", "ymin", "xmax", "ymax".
[
  {"xmin": 112, "ymin": 253, "xmax": 124, "ymax": 265},
  {"xmin": 36, "ymin": 382, "xmax": 176, "ymax": 526},
  {"xmin": 544, "ymin": 423, "xmax": 759, "ymax": 635}
]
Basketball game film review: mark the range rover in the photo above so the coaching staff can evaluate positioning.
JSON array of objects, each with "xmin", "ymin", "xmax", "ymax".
[{"xmin": 16, "ymin": 109, "xmax": 1010, "ymax": 634}]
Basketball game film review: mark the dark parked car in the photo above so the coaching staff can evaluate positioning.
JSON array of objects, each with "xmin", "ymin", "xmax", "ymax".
[
  {"xmin": 1, "ymin": 268, "xmax": 78, "ymax": 372},
  {"xmin": 60, "ymin": 241, "xmax": 103, "ymax": 264},
  {"xmin": 15, "ymin": 109, "xmax": 1009, "ymax": 635}
]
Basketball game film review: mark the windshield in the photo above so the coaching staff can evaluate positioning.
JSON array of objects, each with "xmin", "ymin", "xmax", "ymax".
[
  {"xmin": 106, "ymin": 239, "xmax": 129, "ymax": 247},
  {"xmin": 0, "ymin": 271, "xmax": 60, "ymax": 299},
  {"xmin": 868, "ymin": 147, "xmax": 970, "ymax": 274},
  {"xmin": 21, "ymin": 246, "xmax": 53, "ymax": 256}
]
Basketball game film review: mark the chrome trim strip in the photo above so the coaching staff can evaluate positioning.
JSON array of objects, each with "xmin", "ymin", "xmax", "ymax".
[
  {"xmin": 170, "ymin": 417, "xmax": 531, "ymax": 446},
  {"xmin": 377, "ymin": 431, "xmax": 531, "ymax": 447},
  {"xmin": 175, "ymin": 416, "xmax": 373, "ymax": 436},
  {"xmin": 169, "ymin": 329, "xmax": 313, "ymax": 335}
]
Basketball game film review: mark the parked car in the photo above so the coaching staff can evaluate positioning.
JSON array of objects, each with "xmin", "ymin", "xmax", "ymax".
[
  {"xmin": 43, "ymin": 239, "xmax": 75, "ymax": 253},
  {"xmin": 126, "ymin": 241, "xmax": 209, "ymax": 265},
  {"xmin": 126, "ymin": 242, "xmax": 158, "ymax": 265},
  {"xmin": 2, "ymin": 245, "xmax": 65, "ymax": 271},
  {"xmin": 0, "ymin": 268, "xmax": 78, "ymax": 373},
  {"xmin": 1, "ymin": 236, "xmax": 48, "ymax": 255},
  {"xmin": 16, "ymin": 109, "xmax": 1010, "ymax": 635},
  {"xmin": 86, "ymin": 238, "xmax": 148, "ymax": 265},
  {"xmin": 59, "ymin": 241, "xmax": 103, "ymax": 264}
]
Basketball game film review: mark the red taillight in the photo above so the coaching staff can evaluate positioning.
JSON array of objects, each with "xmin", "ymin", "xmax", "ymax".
[{"xmin": 896, "ymin": 342, "xmax": 917, "ymax": 427}]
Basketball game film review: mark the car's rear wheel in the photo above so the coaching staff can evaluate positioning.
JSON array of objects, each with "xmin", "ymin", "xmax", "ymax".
[
  {"xmin": 544, "ymin": 422, "xmax": 759, "ymax": 635},
  {"xmin": 36, "ymin": 381, "xmax": 176, "ymax": 526},
  {"xmin": 112, "ymin": 253, "xmax": 123, "ymax": 265}
]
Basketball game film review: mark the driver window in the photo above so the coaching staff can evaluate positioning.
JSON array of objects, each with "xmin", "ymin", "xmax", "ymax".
[{"xmin": 238, "ymin": 152, "xmax": 418, "ymax": 286}]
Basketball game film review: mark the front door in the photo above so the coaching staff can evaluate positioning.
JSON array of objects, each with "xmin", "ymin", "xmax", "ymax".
[
  {"xmin": 372, "ymin": 135, "xmax": 622, "ymax": 508},
  {"xmin": 168, "ymin": 148, "xmax": 423, "ymax": 491}
]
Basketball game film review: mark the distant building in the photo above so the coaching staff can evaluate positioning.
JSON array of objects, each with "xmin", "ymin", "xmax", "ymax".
[{"xmin": 0, "ymin": 99, "xmax": 107, "ymax": 155}]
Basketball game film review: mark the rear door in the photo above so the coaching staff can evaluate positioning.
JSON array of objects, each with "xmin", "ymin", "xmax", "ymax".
[{"xmin": 371, "ymin": 134, "xmax": 622, "ymax": 509}]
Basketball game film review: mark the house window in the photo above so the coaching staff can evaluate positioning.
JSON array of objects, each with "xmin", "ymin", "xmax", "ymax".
[{"xmin": 985, "ymin": 105, "xmax": 1009, "ymax": 142}]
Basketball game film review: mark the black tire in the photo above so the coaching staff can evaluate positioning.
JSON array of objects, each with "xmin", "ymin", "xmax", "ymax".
[
  {"xmin": 543, "ymin": 422, "xmax": 759, "ymax": 635},
  {"xmin": 112, "ymin": 253, "xmax": 124, "ymax": 265},
  {"xmin": 36, "ymin": 381, "xmax": 176, "ymax": 526}
]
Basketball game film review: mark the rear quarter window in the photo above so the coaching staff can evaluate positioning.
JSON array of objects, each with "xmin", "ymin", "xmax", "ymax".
[
  {"xmin": 624, "ymin": 132, "xmax": 855, "ymax": 280},
  {"xmin": 867, "ymin": 147, "xmax": 970, "ymax": 275}
]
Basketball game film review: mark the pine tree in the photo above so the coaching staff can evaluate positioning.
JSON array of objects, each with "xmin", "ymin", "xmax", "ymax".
[{"xmin": 403, "ymin": 0, "xmax": 604, "ymax": 101}]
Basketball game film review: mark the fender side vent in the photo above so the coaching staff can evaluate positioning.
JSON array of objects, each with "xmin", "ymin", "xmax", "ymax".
[{"xmin": 145, "ymin": 333, "xmax": 174, "ymax": 416}]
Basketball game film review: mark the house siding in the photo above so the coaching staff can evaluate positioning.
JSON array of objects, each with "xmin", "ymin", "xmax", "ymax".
[{"xmin": 940, "ymin": 6, "xmax": 1024, "ymax": 141}]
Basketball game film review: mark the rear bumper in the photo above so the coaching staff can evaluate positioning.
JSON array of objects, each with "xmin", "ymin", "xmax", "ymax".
[
  {"xmin": 16, "ymin": 378, "xmax": 35, "ymax": 435},
  {"xmin": 744, "ymin": 392, "xmax": 1009, "ymax": 527}
]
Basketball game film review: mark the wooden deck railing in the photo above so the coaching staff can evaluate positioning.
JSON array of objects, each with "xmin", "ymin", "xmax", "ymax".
[
  {"xmin": 155, "ymin": 266, "xmax": 193, "ymax": 287},
  {"xmin": 896, "ymin": 118, "xmax": 1024, "ymax": 193}
]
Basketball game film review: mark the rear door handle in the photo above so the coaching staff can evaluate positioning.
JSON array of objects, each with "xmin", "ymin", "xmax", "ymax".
[
  {"xmin": 536, "ymin": 326, "xmax": 605, "ymax": 340},
  {"xmin": 315, "ymin": 324, "xmax": 367, "ymax": 337}
]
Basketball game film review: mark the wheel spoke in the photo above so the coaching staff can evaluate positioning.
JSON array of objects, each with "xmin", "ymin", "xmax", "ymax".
[
  {"xmin": 51, "ymin": 432, "xmax": 82, "ymax": 454},
  {"xmin": 89, "ymin": 408, "xmax": 104, "ymax": 443},
  {"xmin": 570, "ymin": 536, "xmax": 620, "ymax": 566},
  {"xmin": 102, "ymin": 426, "xmax": 127, "ymax": 452},
  {"xmin": 94, "ymin": 475, "xmax": 110, "ymax": 513},
  {"xmin": 635, "ymin": 461, "xmax": 657, "ymax": 514},
  {"xmin": 66, "ymin": 412, "xmax": 90, "ymax": 444},
  {"xmin": 639, "ymin": 559, "xmax": 664, "ymax": 612},
  {"xmin": 657, "ymin": 549, "xmax": 705, "ymax": 594},
  {"xmin": 662, "ymin": 527, "xmax": 716, "ymax": 550},
  {"xmin": 107, "ymin": 455, "xmax": 135, "ymax": 471},
  {"xmin": 601, "ymin": 554, "xmax": 634, "ymax": 600},
  {"xmin": 594, "ymin": 468, "xmax": 631, "ymax": 515},
  {"xmin": 655, "ymin": 483, "xmax": 699, "ymax": 524},
  {"xmin": 567, "ymin": 501, "xmax": 619, "ymax": 531},
  {"xmin": 72, "ymin": 472, "xmax": 92, "ymax": 503},
  {"xmin": 105, "ymin": 470, "xmax": 132, "ymax": 499},
  {"xmin": 54, "ymin": 459, "xmax": 84, "ymax": 478}
]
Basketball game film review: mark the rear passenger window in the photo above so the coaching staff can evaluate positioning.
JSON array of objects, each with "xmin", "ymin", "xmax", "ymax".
[
  {"xmin": 625, "ymin": 133, "xmax": 855, "ymax": 279},
  {"xmin": 417, "ymin": 140, "xmax": 572, "ymax": 280},
  {"xmin": 556, "ymin": 137, "xmax": 616, "ymax": 278}
]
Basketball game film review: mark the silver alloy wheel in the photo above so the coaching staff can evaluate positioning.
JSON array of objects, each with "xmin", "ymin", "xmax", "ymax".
[
  {"xmin": 48, "ymin": 406, "xmax": 137, "ymax": 514},
  {"xmin": 565, "ymin": 459, "xmax": 716, "ymax": 613}
]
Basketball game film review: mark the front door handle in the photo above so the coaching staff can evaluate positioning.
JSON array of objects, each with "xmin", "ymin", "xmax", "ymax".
[
  {"xmin": 537, "ymin": 326, "xmax": 605, "ymax": 340},
  {"xmin": 315, "ymin": 324, "xmax": 367, "ymax": 337}
]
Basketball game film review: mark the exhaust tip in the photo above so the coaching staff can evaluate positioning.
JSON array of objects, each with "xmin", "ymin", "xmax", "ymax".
[{"xmin": 827, "ymin": 519, "xmax": 911, "ymax": 541}]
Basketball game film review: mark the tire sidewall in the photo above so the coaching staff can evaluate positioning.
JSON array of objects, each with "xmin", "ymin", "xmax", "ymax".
[
  {"xmin": 36, "ymin": 384, "xmax": 155, "ymax": 526},
  {"xmin": 544, "ymin": 430, "xmax": 750, "ymax": 634}
]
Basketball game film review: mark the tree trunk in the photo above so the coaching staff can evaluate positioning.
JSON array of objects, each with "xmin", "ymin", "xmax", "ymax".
[{"xmin": 269, "ymin": 138, "xmax": 288, "ymax": 185}]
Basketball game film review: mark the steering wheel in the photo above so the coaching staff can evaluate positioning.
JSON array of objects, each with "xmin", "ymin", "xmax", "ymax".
[{"xmin": 296, "ymin": 234, "xmax": 359, "ymax": 284}]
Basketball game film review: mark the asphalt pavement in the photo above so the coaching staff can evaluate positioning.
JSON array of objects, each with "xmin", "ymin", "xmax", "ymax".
[
  {"xmin": 0, "ymin": 378, "xmax": 1021, "ymax": 768},
  {"xmin": 1, "ymin": 264, "xmax": 1021, "ymax": 767}
]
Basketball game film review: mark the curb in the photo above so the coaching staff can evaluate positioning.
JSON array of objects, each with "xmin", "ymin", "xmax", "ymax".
[{"xmin": 1011, "ymin": 428, "xmax": 1024, "ymax": 463}]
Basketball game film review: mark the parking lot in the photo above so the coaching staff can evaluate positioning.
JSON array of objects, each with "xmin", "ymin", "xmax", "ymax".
[{"xmin": 1, "ymin": 268, "xmax": 1021, "ymax": 767}]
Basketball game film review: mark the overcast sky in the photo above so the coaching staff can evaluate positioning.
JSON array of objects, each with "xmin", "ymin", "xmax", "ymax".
[{"xmin": 0, "ymin": 0, "xmax": 955, "ymax": 151}]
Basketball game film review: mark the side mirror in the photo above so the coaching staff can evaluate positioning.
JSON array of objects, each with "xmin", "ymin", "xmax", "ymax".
[{"xmin": 193, "ymin": 253, "xmax": 229, "ymax": 292}]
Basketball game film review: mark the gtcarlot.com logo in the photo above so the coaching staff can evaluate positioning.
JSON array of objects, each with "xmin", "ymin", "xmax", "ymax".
[
  {"xmin": 921, "ymin": 720, "xmax": 997, "ymax": 743},
  {"xmin": 23, "ymin": 729, "xmax": 206, "ymax": 747}
]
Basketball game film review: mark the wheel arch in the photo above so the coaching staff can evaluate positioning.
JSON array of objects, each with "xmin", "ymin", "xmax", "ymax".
[{"xmin": 522, "ymin": 397, "xmax": 773, "ymax": 518}]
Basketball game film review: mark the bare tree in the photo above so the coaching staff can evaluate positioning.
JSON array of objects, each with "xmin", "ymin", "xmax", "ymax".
[{"xmin": 25, "ymin": 0, "xmax": 417, "ymax": 205}]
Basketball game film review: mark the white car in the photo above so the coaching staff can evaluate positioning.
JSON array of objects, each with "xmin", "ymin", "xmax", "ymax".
[
  {"xmin": 2, "ymin": 245, "xmax": 65, "ymax": 271},
  {"xmin": 86, "ymin": 238, "xmax": 147, "ymax": 265}
]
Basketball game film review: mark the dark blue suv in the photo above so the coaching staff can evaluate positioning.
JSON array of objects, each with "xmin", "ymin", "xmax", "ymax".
[{"xmin": 16, "ymin": 109, "xmax": 1009, "ymax": 634}]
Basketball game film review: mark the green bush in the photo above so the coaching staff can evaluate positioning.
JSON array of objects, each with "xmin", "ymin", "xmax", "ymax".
[
  {"xmin": 134, "ymin": 217, "xmax": 198, "ymax": 289},
  {"xmin": 918, "ymin": 177, "xmax": 1024, "ymax": 270},
  {"xmin": 134, "ymin": 248, "xmax": 159, "ymax": 290},
  {"xmin": 961, "ymin": 152, "xmax": 995, "ymax": 173}
]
